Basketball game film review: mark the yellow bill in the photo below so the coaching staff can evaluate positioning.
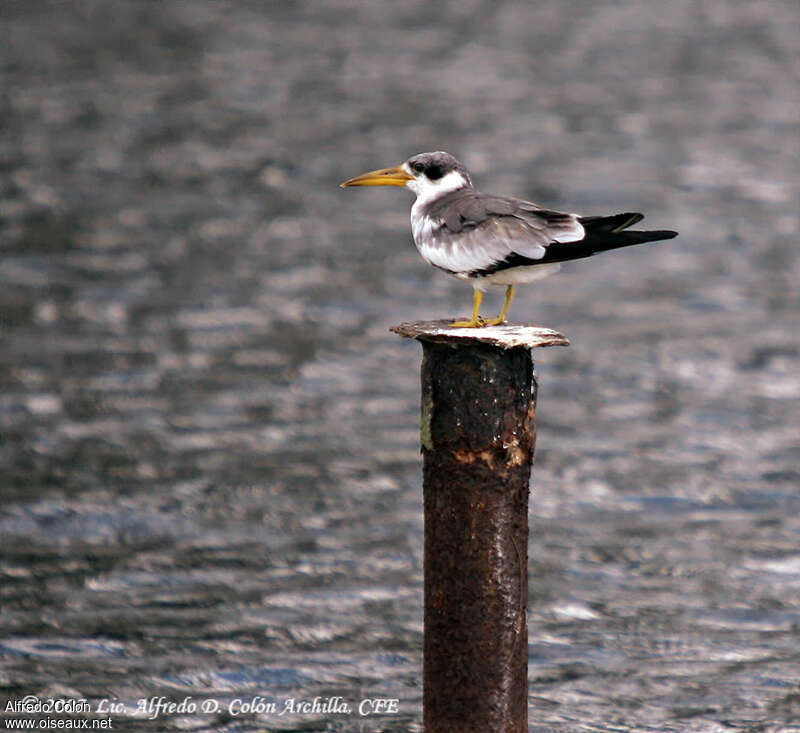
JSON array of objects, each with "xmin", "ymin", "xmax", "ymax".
[{"xmin": 340, "ymin": 165, "xmax": 413, "ymax": 187}]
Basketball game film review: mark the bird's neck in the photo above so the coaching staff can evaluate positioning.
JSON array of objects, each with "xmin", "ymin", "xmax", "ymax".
[{"xmin": 410, "ymin": 171, "xmax": 472, "ymax": 214}]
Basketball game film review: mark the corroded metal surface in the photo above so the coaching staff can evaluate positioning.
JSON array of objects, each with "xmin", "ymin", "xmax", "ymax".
[{"xmin": 420, "ymin": 340, "xmax": 535, "ymax": 733}]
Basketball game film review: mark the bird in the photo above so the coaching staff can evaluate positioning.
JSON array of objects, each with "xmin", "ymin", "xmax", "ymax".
[{"xmin": 341, "ymin": 151, "xmax": 677, "ymax": 328}]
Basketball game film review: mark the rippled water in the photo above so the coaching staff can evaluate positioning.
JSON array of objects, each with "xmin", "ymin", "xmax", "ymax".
[{"xmin": 1, "ymin": 1, "xmax": 798, "ymax": 730}]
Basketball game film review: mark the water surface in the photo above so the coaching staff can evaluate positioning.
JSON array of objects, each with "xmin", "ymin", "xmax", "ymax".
[{"xmin": 1, "ymin": 1, "xmax": 798, "ymax": 730}]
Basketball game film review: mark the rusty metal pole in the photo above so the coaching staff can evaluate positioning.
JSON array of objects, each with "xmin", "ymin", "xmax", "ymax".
[{"xmin": 391, "ymin": 320, "xmax": 569, "ymax": 733}]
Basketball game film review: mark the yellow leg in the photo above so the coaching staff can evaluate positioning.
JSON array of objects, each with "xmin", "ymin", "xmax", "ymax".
[
  {"xmin": 451, "ymin": 289, "xmax": 485, "ymax": 328},
  {"xmin": 484, "ymin": 285, "xmax": 516, "ymax": 326}
]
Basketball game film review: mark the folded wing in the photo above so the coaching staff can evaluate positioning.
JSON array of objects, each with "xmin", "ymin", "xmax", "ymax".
[
  {"xmin": 416, "ymin": 191, "xmax": 584, "ymax": 274},
  {"xmin": 416, "ymin": 190, "xmax": 676, "ymax": 277}
]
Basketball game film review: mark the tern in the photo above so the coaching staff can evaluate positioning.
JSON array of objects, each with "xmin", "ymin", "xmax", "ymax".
[{"xmin": 341, "ymin": 151, "xmax": 677, "ymax": 327}]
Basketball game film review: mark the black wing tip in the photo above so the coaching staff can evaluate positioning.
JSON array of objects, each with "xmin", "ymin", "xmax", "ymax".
[
  {"xmin": 620, "ymin": 229, "xmax": 679, "ymax": 243},
  {"xmin": 620, "ymin": 212, "xmax": 645, "ymax": 229},
  {"xmin": 580, "ymin": 212, "xmax": 645, "ymax": 232},
  {"xmin": 604, "ymin": 216, "xmax": 678, "ymax": 240},
  {"xmin": 646, "ymin": 229, "xmax": 678, "ymax": 240}
]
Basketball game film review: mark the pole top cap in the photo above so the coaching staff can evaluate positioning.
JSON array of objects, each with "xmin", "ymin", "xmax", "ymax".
[{"xmin": 390, "ymin": 320, "xmax": 569, "ymax": 349}]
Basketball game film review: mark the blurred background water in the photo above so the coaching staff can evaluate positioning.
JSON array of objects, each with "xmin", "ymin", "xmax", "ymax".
[{"xmin": 1, "ymin": 1, "xmax": 798, "ymax": 730}]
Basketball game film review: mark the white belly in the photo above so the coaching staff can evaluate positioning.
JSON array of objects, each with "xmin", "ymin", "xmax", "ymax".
[{"xmin": 469, "ymin": 263, "xmax": 562, "ymax": 289}]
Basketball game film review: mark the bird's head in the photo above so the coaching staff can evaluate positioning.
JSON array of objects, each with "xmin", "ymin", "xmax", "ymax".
[{"xmin": 340, "ymin": 151, "xmax": 472, "ymax": 202}]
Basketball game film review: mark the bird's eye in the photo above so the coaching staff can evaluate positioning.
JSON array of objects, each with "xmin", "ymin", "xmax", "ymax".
[
  {"xmin": 411, "ymin": 161, "xmax": 425, "ymax": 174},
  {"xmin": 426, "ymin": 164, "xmax": 443, "ymax": 180}
]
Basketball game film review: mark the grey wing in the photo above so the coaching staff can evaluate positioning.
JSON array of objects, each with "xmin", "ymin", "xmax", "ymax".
[{"xmin": 420, "ymin": 193, "xmax": 584, "ymax": 274}]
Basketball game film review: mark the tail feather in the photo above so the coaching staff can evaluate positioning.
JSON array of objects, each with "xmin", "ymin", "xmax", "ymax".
[
  {"xmin": 537, "ymin": 213, "xmax": 677, "ymax": 264},
  {"xmin": 579, "ymin": 212, "xmax": 644, "ymax": 233},
  {"xmin": 476, "ymin": 212, "xmax": 678, "ymax": 274}
]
